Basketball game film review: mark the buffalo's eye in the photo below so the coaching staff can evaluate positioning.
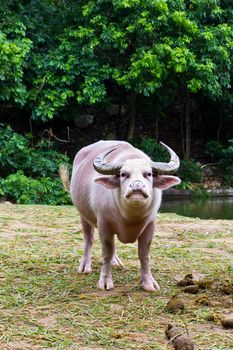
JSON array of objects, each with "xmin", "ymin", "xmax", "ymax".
[
  {"xmin": 120, "ymin": 171, "xmax": 129, "ymax": 178},
  {"xmin": 144, "ymin": 172, "xmax": 152, "ymax": 178}
]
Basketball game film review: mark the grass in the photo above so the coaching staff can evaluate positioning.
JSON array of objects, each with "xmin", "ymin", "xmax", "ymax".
[{"xmin": 0, "ymin": 203, "xmax": 232, "ymax": 350}]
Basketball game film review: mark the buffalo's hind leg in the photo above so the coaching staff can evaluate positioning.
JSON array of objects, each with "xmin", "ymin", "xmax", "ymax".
[
  {"xmin": 78, "ymin": 218, "xmax": 94, "ymax": 274},
  {"xmin": 111, "ymin": 252, "xmax": 123, "ymax": 267},
  {"xmin": 111, "ymin": 238, "xmax": 123, "ymax": 267}
]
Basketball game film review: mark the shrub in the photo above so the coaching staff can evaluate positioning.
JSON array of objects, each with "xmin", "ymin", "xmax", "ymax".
[
  {"xmin": 0, "ymin": 126, "xmax": 70, "ymax": 178},
  {"xmin": 0, "ymin": 171, "xmax": 71, "ymax": 205},
  {"xmin": 204, "ymin": 139, "xmax": 233, "ymax": 187},
  {"xmin": 192, "ymin": 186, "xmax": 210, "ymax": 199},
  {"xmin": 222, "ymin": 139, "xmax": 233, "ymax": 165},
  {"xmin": 135, "ymin": 137, "xmax": 168, "ymax": 161},
  {"xmin": 223, "ymin": 174, "xmax": 233, "ymax": 187},
  {"xmin": 0, "ymin": 126, "xmax": 71, "ymax": 204},
  {"xmin": 205, "ymin": 141, "xmax": 223, "ymax": 161},
  {"xmin": 177, "ymin": 160, "xmax": 203, "ymax": 183},
  {"xmin": 218, "ymin": 139, "xmax": 233, "ymax": 187}
]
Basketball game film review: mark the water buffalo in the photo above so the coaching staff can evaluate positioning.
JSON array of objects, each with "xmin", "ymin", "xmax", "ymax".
[{"xmin": 60, "ymin": 140, "xmax": 181, "ymax": 292}]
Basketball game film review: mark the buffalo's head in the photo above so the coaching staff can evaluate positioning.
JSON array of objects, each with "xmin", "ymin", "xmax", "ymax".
[{"xmin": 93, "ymin": 142, "xmax": 181, "ymax": 207}]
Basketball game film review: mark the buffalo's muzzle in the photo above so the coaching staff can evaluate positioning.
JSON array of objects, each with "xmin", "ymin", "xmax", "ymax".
[
  {"xmin": 130, "ymin": 180, "xmax": 145, "ymax": 190},
  {"xmin": 126, "ymin": 181, "xmax": 148, "ymax": 198}
]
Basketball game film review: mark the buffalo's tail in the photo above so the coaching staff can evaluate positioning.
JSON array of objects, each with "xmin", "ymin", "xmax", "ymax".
[{"xmin": 59, "ymin": 164, "xmax": 70, "ymax": 193}]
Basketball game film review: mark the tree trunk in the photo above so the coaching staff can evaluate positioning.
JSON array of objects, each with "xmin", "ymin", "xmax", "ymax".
[
  {"xmin": 116, "ymin": 102, "xmax": 122, "ymax": 139},
  {"xmin": 155, "ymin": 112, "xmax": 159, "ymax": 142},
  {"xmin": 217, "ymin": 107, "xmax": 223, "ymax": 142},
  {"xmin": 127, "ymin": 91, "xmax": 136, "ymax": 141},
  {"xmin": 185, "ymin": 92, "xmax": 191, "ymax": 160},
  {"xmin": 180, "ymin": 104, "xmax": 185, "ymax": 158}
]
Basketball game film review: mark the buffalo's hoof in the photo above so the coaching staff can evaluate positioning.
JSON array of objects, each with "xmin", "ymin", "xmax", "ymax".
[
  {"xmin": 97, "ymin": 276, "xmax": 114, "ymax": 290},
  {"xmin": 141, "ymin": 276, "xmax": 160, "ymax": 292},
  {"xmin": 78, "ymin": 257, "xmax": 92, "ymax": 274},
  {"xmin": 111, "ymin": 253, "xmax": 124, "ymax": 267}
]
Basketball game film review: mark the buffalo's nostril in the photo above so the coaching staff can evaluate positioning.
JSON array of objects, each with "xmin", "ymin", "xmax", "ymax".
[{"xmin": 130, "ymin": 181, "xmax": 145, "ymax": 190}]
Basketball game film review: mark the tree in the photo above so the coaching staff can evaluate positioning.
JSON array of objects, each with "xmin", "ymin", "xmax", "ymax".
[
  {"xmin": 0, "ymin": 0, "xmax": 232, "ymax": 154},
  {"xmin": 0, "ymin": 21, "xmax": 31, "ymax": 105}
]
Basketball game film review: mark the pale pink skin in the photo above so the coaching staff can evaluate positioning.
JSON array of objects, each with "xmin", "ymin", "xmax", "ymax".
[{"xmin": 70, "ymin": 140, "xmax": 181, "ymax": 292}]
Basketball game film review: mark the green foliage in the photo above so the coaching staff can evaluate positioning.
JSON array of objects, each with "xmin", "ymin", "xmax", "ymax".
[
  {"xmin": 205, "ymin": 141, "xmax": 224, "ymax": 161},
  {"xmin": 223, "ymin": 174, "xmax": 233, "ymax": 187},
  {"xmin": 204, "ymin": 139, "xmax": 233, "ymax": 168},
  {"xmin": 0, "ymin": 1, "xmax": 233, "ymax": 175},
  {"xmin": 175, "ymin": 181, "xmax": 210, "ymax": 199},
  {"xmin": 177, "ymin": 159, "xmax": 203, "ymax": 183},
  {"xmin": 0, "ymin": 127, "xmax": 71, "ymax": 204},
  {"xmin": 0, "ymin": 172, "xmax": 71, "ymax": 205},
  {"xmin": 1, "ymin": 0, "xmax": 232, "ymax": 121},
  {"xmin": 222, "ymin": 139, "xmax": 233, "ymax": 187},
  {"xmin": 192, "ymin": 186, "xmax": 210, "ymax": 200},
  {"xmin": 175, "ymin": 180, "xmax": 192, "ymax": 190},
  {"xmin": 222, "ymin": 139, "xmax": 233, "ymax": 165},
  {"xmin": 0, "ymin": 126, "xmax": 30, "ymax": 177},
  {"xmin": 0, "ymin": 126, "xmax": 70, "ymax": 178},
  {"xmin": 204, "ymin": 139, "xmax": 233, "ymax": 187},
  {"xmin": 0, "ymin": 22, "xmax": 31, "ymax": 105},
  {"xmin": 135, "ymin": 137, "xmax": 168, "ymax": 161}
]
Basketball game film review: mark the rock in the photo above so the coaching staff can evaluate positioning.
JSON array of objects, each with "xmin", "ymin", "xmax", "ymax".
[
  {"xmin": 177, "ymin": 271, "xmax": 207, "ymax": 289},
  {"xmin": 220, "ymin": 316, "xmax": 233, "ymax": 329},
  {"xmin": 183, "ymin": 285, "xmax": 199, "ymax": 294},
  {"xmin": 165, "ymin": 323, "xmax": 184, "ymax": 340},
  {"xmin": 197, "ymin": 279, "xmax": 213, "ymax": 289},
  {"xmin": 190, "ymin": 271, "xmax": 206, "ymax": 284},
  {"xmin": 166, "ymin": 297, "xmax": 185, "ymax": 313},
  {"xmin": 165, "ymin": 323, "xmax": 195, "ymax": 350},
  {"xmin": 203, "ymin": 167, "xmax": 214, "ymax": 177},
  {"xmin": 177, "ymin": 274, "xmax": 195, "ymax": 287}
]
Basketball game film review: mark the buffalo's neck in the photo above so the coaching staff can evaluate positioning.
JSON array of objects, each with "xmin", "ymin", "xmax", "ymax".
[
  {"xmin": 113, "ymin": 188, "xmax": 162, "ymax": 222},
  {"xmin": 113, "ymin": 215, "xmax": 156, "ymax": 243},
  {"xmin": 118, "ymin": 200, "xmax": 155, "ymax": 223}
]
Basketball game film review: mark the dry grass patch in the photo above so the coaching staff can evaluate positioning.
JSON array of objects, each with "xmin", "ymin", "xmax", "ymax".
[{"xmin": 0, "ymin": 204, "xmax": 232, "ymax": 349}]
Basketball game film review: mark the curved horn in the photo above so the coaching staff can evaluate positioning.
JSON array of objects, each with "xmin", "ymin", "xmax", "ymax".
[
  {"xmin": 152, "ymin": 142, "xmax": 180, "ymax": 174},
  {"xmin": 93, "ymin": 148, "xmax": 122, "ymax": 175}
]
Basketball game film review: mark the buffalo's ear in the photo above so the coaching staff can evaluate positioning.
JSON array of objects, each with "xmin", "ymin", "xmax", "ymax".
[
  {"xmin": 95, "ymin": 176, "xmax": 120, "ymax": 189},
  {"xmin": 153, "ymin": 175, "xmax": 181, "ymax": 190}
]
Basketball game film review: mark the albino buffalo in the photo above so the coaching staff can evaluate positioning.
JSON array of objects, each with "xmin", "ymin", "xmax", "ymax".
[{"xmin": 60, "ymin": 140, "xmax": 181, "ymax": 292}]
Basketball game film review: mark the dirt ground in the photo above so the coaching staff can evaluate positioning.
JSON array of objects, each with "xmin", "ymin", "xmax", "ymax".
[{"xmin": 0, "ymin": 203, "xmax": 232, "ymax": 350}]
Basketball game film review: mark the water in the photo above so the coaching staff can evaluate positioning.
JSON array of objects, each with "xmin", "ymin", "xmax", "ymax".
[{"xmin": 161, "ymin": 197, "xmax": 233, "ymax": 220}]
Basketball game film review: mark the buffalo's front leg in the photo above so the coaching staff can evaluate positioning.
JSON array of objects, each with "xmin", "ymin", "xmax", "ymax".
[
  {"xmin": 98, "ymin": 225, "xmax": 114, "ymax": 290},
  {"xmin": 138, "ymin": 222, "xmax": 160, "ymax": 292},
  {"xmin": 78, "ymin": 218, "xmax": 94, "ymax": 274}
]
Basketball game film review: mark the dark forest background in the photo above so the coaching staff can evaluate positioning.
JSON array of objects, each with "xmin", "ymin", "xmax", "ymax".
[{"xmin": 0, "ymin": 0, "xmax": 233, "ymax": 204}]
